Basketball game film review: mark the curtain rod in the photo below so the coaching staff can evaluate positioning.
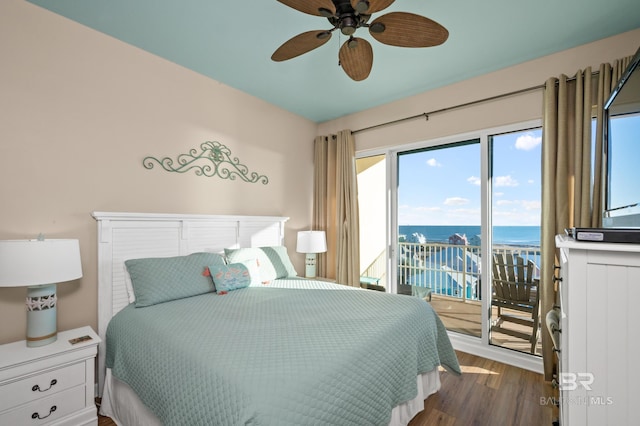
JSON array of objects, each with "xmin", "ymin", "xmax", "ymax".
[
  {"xmin": 352, "ymin": 84, "xmax": 546, "ymax": 135},
  {"xmin": 352, "ymin": 68, "xmax": 607, "ymax": 135}
]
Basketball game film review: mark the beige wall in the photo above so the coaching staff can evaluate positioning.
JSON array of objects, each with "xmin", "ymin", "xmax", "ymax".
[
  {"xmin": 319, "ymin": 28, "xmax": 640, "ymax": 153},
  {"xmin": 1, "ymin": 1, "xmax": 638, "ymax": 346},
  {"xmin": 0, "ymin": 1, "xmax": 317, "ymax": 344}
]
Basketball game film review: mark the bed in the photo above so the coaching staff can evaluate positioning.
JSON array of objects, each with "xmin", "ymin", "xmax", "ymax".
[{"xmin": 93, "ymin": 212, "xmax": 460, "ymax": 426}]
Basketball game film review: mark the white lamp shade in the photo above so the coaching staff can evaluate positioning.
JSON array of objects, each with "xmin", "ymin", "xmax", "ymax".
[
  {"xmin": 296, "ymin": 231, "xmax": 327, "ymax": 254},
  {"xmin": 0, "ymin": 239, "xmax": 83, "ymax": 287}
]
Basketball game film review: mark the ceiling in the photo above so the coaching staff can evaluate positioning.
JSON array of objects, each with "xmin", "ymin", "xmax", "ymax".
[{"xmin": 28, "ymin": 0, "xmax": 640, "ymax": 123}]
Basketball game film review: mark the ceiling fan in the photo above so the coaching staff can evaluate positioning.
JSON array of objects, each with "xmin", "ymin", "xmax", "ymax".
[{"xmin": 271, "ymin": 0, "xmax": 449, "ymax": 81}]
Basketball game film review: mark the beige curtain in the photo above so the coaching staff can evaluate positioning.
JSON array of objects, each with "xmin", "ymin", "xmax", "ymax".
[
  {"xmin": 313, "ymin": 130, "xmax": 360, "ymax": 286},
  {"xmin": 540, "ymin": 56, "xmax": 631, "ymax": 381}
]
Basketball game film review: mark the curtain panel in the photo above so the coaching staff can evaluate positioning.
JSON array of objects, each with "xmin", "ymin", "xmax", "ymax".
[
  {"xmin": 313, "ymin": 130, "xmax": 360, "ymax": 287},
  {"xmin": 540, "ymin": 56, "xmax": 632, "ymax": 381}
]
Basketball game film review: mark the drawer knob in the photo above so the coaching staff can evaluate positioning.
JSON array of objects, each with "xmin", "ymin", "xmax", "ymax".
[
  {"xmin": 31, "ymin": 405, "xmax": 56, "ymax": 420},
  {"xmin": 32, "ymin": 379, "xmax": 57, "ymax": 392}
]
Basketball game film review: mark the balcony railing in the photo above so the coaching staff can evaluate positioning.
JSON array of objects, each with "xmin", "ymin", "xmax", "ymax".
[{"xmin": 397, "ymin": 242, "xmax": 541, "ymax": 302}]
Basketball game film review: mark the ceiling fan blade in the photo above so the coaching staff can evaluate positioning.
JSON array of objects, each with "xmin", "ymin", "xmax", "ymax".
[
  {"xmin": 339, "ymin": 37, "xmax": 373, "ymax": 81},
  {"xmin": 277, "ymin": 0, "xmax": 336, "ymax": 17},
  {"xmin": 369, "ymin": 12, "xmax": 448, "ymax": 47},
  {"xmin": 271, "ymin": 30, "xmax": 332, "ymax": 61},
  {"xmin": 350, "ymin": 0, "xmax": 395, "ymax": 14}
]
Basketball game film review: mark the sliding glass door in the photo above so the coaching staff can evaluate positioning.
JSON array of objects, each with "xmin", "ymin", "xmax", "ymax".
[
  {"xmin": 489, "ymin": 128, "xmax": 542, "ymax": 355},
  {"xmin": 397, "ymin": 140, "xmax": 482, "ymax": 338},
  {"xmin": 391, "ymin": 123, "xmax": 542, "ymax": 356}
]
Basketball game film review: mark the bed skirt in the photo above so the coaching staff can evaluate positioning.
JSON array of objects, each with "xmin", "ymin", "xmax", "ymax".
[{"xmin": 100, "ymin": 368, "xmax": 441, "ymax": 426}]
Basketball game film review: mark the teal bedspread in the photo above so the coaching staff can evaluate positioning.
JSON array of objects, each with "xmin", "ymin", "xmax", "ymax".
[{"xmin": 106, "ymin": 281, "xmax": 460, "ymax": 425}]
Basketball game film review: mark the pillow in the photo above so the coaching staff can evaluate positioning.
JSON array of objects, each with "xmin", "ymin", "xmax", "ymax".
[
  {"xmin": 123, "ymin": 264, "xmax": 135, "ymax": 304},
  {"xmin": 224, "ymin": 246, "xmax": 297, "ymax": 282},
  {"xmin": 125, "ymin": 252, "xmax": 226, "ymax": 307},
  {"xmin": 224, "ymin": 247, "xmax": 277, "ymax": 283},
  {"xmin": 241, "ymin": 258, "xmax": 263, "ymax": 287},
  {"xmin": 208, "ymin": 260, "xmax": 260, "ymax": 294},
  {"xmin": 259, "ymin": 246, "xmax": 298, "ymax": 278}
]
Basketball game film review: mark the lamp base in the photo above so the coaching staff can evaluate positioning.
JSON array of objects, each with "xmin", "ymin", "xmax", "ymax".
[
  {"xmin": 305, "ymin": 253, "xmax": 317, "ymax": 278},
  {"xmin": 26, "ymin": 284, "xmax": 58, "ymax": 347}
]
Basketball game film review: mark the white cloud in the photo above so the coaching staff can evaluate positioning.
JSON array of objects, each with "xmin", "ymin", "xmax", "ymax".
[
  {"xmin": 494, "ymin": 175, "xmax": 519, "ymax": 187},
  {"xmin": 467, "ymin": 176, "xmax": 481, "ymax": 185},
  {"xmin": 494, "ymin": 192, "xmax": 504, "ymax": 197},
  {"xmin": 444, "ymin": 197, "xmax": 469, "ymax": 206},
  {"xmin": 528, "ymin": 179, "xmax": 535, "ymax": 184},
  {"xmin": 426, "ymin": 158, "xmax": 442, "ymax": 167},
  {"xmin": 515, "ymin": 133, "xmax": 542, "ymax": 151}
]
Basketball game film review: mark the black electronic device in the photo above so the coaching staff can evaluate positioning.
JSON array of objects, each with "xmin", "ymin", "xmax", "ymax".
[{"xmin": 567, "ymin": 227, "xmax": 640, "ymax": 244}]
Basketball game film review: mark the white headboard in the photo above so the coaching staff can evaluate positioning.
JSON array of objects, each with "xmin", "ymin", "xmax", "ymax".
[{"xmin": 92, "ymin": 211, "xmax": 289, "ymax": 393}]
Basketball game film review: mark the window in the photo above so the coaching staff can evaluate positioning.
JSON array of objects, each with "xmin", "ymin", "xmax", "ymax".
[{"xmin": 389, "ymin": 121, "xmax": 542, "ymax": 361}]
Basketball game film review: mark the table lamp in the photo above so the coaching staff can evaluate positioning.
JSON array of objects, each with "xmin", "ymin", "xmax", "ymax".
[
  {"xmin": 0, "ymin": 238, "xmax": 82, "ymax": 347},
  {"xmin": 296, "ymin": 230, "xmax": 327, "ymax": 278}
]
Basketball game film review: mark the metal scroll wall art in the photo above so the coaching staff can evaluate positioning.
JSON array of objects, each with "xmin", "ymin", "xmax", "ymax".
[{"xmin": 143, "ymin": 140, "xmax": 269, "ymax": 184}]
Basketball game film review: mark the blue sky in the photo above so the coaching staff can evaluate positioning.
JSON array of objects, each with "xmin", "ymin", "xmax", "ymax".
[
  {"xmin": 398, "ymin": 129, "xmax": 542, "ymax": 226},
  {"xmin": 608, "ymin": 114, "xmax": 640, "ymax": 210}
]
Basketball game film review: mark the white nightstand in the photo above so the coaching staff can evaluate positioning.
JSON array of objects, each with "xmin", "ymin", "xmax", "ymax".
[{"xmin": 0, "ymin": 326, "xmax": 101, "ymax": 426}]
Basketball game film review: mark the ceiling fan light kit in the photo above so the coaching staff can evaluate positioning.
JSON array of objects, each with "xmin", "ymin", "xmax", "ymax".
[
  {"xmin": 353, "ymin": 0, "xmax": 370, "ymax": 13},
  {"xmin": 273, "ymin": 0, "xmax": 448, "ymax": 81}
]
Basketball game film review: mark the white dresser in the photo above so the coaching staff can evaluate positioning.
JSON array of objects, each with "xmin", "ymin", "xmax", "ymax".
[
  {"xmin": 0, "ymin": 326, "xmax": 101, "ymax": 426},
  {"xmin": 555, "ymin": 235, "xmax": 640, "ymax": 426}
]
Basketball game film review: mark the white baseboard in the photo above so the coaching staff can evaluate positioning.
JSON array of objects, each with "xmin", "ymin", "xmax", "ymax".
[{"xmin": 448, "ymin": 331, "xmax": 544, "ymax": 375}]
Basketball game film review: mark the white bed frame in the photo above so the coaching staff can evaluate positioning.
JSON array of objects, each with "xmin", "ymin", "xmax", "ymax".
[{"xmin": 92, "ymin": 211, "xmax": 289, "ymax": 393}]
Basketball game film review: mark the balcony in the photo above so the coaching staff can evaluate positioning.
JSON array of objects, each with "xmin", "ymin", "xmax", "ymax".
[{"xmin": 362, "ymin": 242, "xmax": 542, "ymax": 355}]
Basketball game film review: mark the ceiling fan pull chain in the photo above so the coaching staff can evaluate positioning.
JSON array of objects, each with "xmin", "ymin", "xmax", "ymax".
[{"xmin": 337, "ymin": 31, "xmax": 342, "ymax": 66}]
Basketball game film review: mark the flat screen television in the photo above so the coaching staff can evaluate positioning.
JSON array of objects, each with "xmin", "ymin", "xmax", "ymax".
[{"xmin": 603, "ymin": 45, "xmax": 640, "ymax": 228}]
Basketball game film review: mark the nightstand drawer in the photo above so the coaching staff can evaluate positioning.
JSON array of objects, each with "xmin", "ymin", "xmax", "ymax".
[
  {"xmin": 0, "ymin": 384, "xmax": 85, "ymax": 425},
  {"xmin": 0, "ymin": 362, "xmax": 85, "ymax": 412}
]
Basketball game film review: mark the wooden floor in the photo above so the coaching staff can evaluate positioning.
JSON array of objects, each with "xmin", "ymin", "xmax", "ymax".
[
  {"xmin": 97, "ymin": 350, "xmax": 557, "ymax": 426},
  {"xmin": 97, "ymin": 412, "xmax": 113, "ymax": 426},
  {"xmin": 410, "ymin": 351, "xmax": 557, "ymax": 426}
]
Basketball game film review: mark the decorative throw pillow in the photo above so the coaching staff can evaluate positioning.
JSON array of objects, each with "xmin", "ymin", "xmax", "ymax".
[
  {"xmin": 224, "ymin": 246, "xmax": 298, "ymax": 282},
  {"xmin": 224, "ymin": 247, "xmax": 277, "ymax": 283},
  {"xmin": 241, "ymin": 258, "xmax": 263, "ymax": 287},
  {"xmin": 208, "ymin": 261, "xmax": 256, "ymax": 294},
  {"xmin": 125, "ymin": 252, "xmax": 225, "ymax": 307}
]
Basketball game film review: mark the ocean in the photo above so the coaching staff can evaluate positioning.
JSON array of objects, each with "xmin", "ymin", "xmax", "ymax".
[{"xmin": 399, "ymin": 225, "xmax": 540, "ymax": 247}]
